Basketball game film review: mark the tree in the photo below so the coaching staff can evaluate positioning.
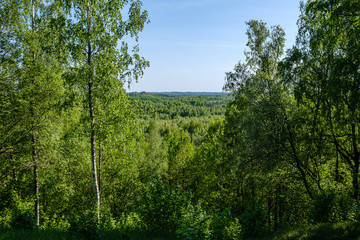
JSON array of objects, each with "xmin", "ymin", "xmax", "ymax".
[
  {"xmin": 282, "ymin": 0, "xmax": 360, "ymax": 202},
  {"xmin": 66, "ymin": 0, "xmax": 149, "ymax": 221},
  {"xmin": 223, "ymin": 20, "xmax": 333, "ymax": 226},
  {"xmin": 223, "ymin": 20, "xmax": 288, "ymax": 187},
  {"xmin": 164, "ymin": 126, "xmax": 194, "ymax": 189},
  {"xmin": 188, "ymin": 119, "xmax": 227, "ymax": 208},
  {"xmin": 0, "ymin": 0, "xmax": 65, "ymax": 226}
]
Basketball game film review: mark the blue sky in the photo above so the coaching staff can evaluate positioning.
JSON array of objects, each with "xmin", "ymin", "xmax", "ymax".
[{"xmin": 128, "ymin": 0, "xmax": 301, "ymax": 92}]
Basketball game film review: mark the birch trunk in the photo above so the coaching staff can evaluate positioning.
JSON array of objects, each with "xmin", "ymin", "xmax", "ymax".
[
  {"xmin": 87, "ymin": 1, "xmax": 100, "ymax": 222},
  {"xmin": 31, "ymin": 0, "xmax": 40, "ymax": 226}
]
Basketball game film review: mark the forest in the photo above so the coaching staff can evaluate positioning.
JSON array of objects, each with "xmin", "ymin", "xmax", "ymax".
[{"xmin": 1, "ymin": 0, "xmax": 360, "ymax": 239}]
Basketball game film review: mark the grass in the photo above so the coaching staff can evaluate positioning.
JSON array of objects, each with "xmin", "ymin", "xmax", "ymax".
[
  {"xmin": 0, "ymin": 228, "xmax": 80, "ymax": 240},
  {"xmin": 275, "ymin": 221, "xmax": 360, "ymax": 240},
  {"xmin": 0, "ymin": 228, "xmax": 177, "ymax": 240},
  {"xmin": 99, "ymin": 230, "xmax": 177, "ymax": 240},
  {"xmin": 2, "ymin": 222, "xmax": 360, "ymax": 240}
]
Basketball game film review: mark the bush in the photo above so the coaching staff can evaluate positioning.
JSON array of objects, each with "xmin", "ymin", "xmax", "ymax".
[
  {"xmin": 211, "ymin": 208, "xmax": 241, "ymax": 240},
  {"xmin": 40, "ymin": 214, "xmax": 70, "ymax": 231},
  {"xmin": 68, "ymin": 211, "xmax": 98, "ymax": 239},
  {"xmin": 222, "ymin": 217, "xmax": 241, "ymax": 240},
  {"xmin": 176, "ymin": 206, "xmax": 241, "ymax": 240},
  {"xmin": 0, "ymin": 208, "xmax": 13, "ymax": 228},
  {"xmin": 175, "ymin": 202, "xmax": 211, "ymax": 240},
  {"xmin": 238, "ymin": 204, "xmax": 268, "ymax": 240},
  {"xmin": 334, "ymin": 193, "xmax": 356, "ymax": 222},
  {"xmin": 135, "ymin": 181, "xmax": 189, "ymax": 232},
  {"xmin": 0, "ymin": 190, "xmax": 35, "ymax": 229},
  {"xmin": 11, "ymin": 199, "xmax": 35, "ymax": 229},
  {"xmin": 99, "ymin": 211, "xmax": 141, "ymax": 232},
  {"xmin": 310, "ymin": 191, "xmax": 335, "ymax": 223},
  {"xmin": 136, "ymin": 181, "xmax": 242, "ymax": 239},
  {"xmin": 309, "ymin": 190, "xmax": 356, "ymax": 223}
]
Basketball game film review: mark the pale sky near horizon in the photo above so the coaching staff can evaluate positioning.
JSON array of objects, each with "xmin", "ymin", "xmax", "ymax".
[{"xmin": 128, "ymin": 0, "xmax": 301, "ymax": 92}]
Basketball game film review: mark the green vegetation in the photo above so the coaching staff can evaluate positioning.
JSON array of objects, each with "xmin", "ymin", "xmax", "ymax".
[
  {"xmin": 276, "ymin": 222, "xmax": 360, "ymax": 240},
  {"xmin": 128, "ymin": 92, "xmax": 230, "ymax": 120},
  {"xmin": 1, "ymin": 0, "xmax": 360, "ymax": 239}
]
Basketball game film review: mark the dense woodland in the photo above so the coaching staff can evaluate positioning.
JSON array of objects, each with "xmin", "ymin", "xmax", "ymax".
[
  {"xmin": 1, "ymin": 0, "xmax": 360, "ymax": 239},
  {"xmin": 128, "ymin": 92, "xmax": 229, "ymax": 119}
]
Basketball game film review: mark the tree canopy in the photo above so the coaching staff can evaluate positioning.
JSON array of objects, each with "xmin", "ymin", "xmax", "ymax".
[{"xmin": 1, "ymin": 0, "xmax": 360, "ymax": 239}]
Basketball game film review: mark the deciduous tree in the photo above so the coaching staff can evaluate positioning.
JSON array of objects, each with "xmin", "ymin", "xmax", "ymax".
[{"xmin": 66, "ymin": 0, "xmax": 149, "ymax": 221}]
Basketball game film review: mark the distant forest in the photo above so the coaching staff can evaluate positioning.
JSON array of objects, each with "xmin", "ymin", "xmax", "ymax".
[
  {"xmin": 129, "ymin": 92, "xmax": 229, "ymax": 95},
  {"xmin": 128, "ymin": 93, "xmax": 230, "ymax": 119}
]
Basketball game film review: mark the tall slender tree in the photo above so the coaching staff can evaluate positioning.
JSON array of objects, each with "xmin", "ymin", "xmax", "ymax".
[
  {"xmin": 66, "ymin": 0, "xmax": 149, "ymax": 221},
  {"xmin": 1, "ymin": 0, "xmax": 66, "ymax": 225}
]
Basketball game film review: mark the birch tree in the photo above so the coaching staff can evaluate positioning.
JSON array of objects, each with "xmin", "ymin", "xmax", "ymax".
[
  {"xmin": 66, "ymin": 0, "xmax": 149, "ymax": 221},
  {"xmin": 0, "ymin": 0, "xmax": 65, "ymax": 225}
]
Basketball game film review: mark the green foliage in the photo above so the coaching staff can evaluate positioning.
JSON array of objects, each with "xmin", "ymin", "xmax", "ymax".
[
  {"xmin": 188, "ymin": 119, "xmax": 228, "ymax": 208},
  {"xmin": 281, "ymin": 0, "xmax": 360, "ymax": 202},
  {"xmin": 0, "ymin": 209, "xmax": 12, "ymax": 229},
  {"xmin": 309, "ymin": 190, "xmax": 356, "ymax": 224},
  {"xmin": 129, "ymin": 93, "xmax": 230, "ymax": 120},
  {"xmin": 0, "ymin": 192, "xmax": 37, "ymax": 229},
  {"xmin": 68, "ymin": 211, "xmax": 98, "ymax": 240},
  {"xmin": 239, "ymin": 204, "xmax": 269, "ymax": 240},
  {"xmin": 99, "ymin": 212, "xmax": 141, "ymax": 233},
  {"xmin": 309, "ymin": 191, "xmax": 335, "ymax": 224},
  {"xmin": 0, "ymin": 228, "xmax": 82, "ymax": 240},
  {"xmin": 135, "ymin": 181, "xmax": 189, "ymax": 232},
  {"xmin": 1, "ymin": 0, "xmax": 360, "ymax": 239},
  {"xmin": 277, "ymin": 222, "xmax": 360, "ymax": 240},
  {"xmin": 39, "ymin": 214, "xmax": 70, "ymax": 231},
  {"xmin": 10, "ymin": 200, "xmax": 34, "ymax": 229},
  {"xmin": 164, "ymin": 126, "xmax": 194, "ymax": 188},
  {"xmin": 175, "ymin": 202, "xmax": 211, "ymax": 240},
  {"xmin": 210, "ymin": 208, "xmax": 241, "ymax": 240},
  {"xmin": 176, "ymin": 207, "xmax": 241, "ymax": 240}
]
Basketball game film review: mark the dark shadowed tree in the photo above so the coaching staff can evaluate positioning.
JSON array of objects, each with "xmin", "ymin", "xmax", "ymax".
[{"xmin": 281, "ymin": 0, "xmax": 360, "ymax": 203}]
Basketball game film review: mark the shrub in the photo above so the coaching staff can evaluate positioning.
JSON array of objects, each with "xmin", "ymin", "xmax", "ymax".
[
  {"xmin": 135, "ymin": 181, "xmax": 189, "ymax": 232},
  {"xmin": 309, "ymin": 190, "xmax": 356, "ymax": 223},
  {"xmin": 11, "ymin": 199, "xmax": 35, "ymax": 229},
  {"xmin": 334, "ymin": 193, "xmax": 356, "ymax": 222},
  {"xmin": 310, "ymin": 191, "xmax": 335, "ymax": 223},
  {"xmin": 238, "ymin": 204, "xmax": 268, "ymax": 240},
  {"xmin": 176, "ymin": 206, "xmax": 241, "ymax": 240},
  {"xmin": 0, "ymin": 208, "xmax": 13, "ymax": 228},
  {"xmin": 175, "ymin": 202, "xmax": 211, "ymax": 240},
  {"xmin": 68, "ymin": 211, "xmax": 98, "ymax": 239},
  {"xmin": 40, "ymin": 214, "xmax": 70, "ymax": 231},
  {"xmin": 223, "ymin": 217, "xmax": 241, "ymax": 240},
  {"xmin": 211, "ymin": 208, "xmax": 241, "ymax": 240}
]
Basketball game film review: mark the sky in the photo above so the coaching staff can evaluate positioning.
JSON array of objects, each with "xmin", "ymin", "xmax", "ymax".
[{"xmin": 128, "ymin": 0, "xmax": 301, "ymax": 92}]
